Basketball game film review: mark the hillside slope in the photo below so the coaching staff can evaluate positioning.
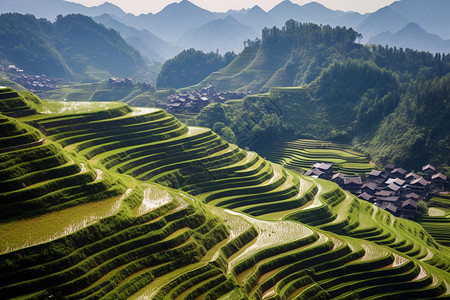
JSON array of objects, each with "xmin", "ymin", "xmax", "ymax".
[
  {"xmin": 0, "ymin": 88, "xmax": 449, "ymax": 299},
  {"xmin": 198, "ymin": 21, "xmax": 450, "ymax": 93},
  {"xmin": 0, "ymin": 13, "xmax": 149, "ymax": 80},
  {"xmin": 93, "ymin": 14, "xmax": 179, "ymax": 62}
]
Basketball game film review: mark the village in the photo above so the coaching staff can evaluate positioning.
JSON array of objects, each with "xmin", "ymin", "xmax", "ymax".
[
  {"xmin": 304, "ymin": 162, "xmax": 449, "ymax": 219},
  {"xmin": 160, "ymin": 85, "xmax": 251, "ymax": 113},
  {"xmin": 1, "ymin": 64, "xmax": 59, "ymax": 92}
]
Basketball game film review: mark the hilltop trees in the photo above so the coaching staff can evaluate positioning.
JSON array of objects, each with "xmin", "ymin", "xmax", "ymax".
[
  {"xmin": 156, "ymin": 49, "xmax": 236, "ymax": 89},
  {"xmin": 262, "ymin": 20, "xmax": 361, "ymax": 48}
]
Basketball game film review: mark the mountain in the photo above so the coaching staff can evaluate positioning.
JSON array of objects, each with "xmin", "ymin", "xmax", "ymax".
[
  {"xmin": 336, "ymin": 11, "xmax": 367, "ymax": 29},
  {"xmin": 369, "ymin": 23, "xmax": 450, "ymax": 54},
  {"xmin": 178, "ymin": 16, "xmax": 258, "ymax": 54},
  {"xmin": 214, "ymin": 8, "xmax": 250, "ymax": 21},
  {"xmin": 267, "ymin": 0, "xmax": 350, "ymax": 27},
  {"xmin": 389, "ymin": 0, "xmax": 450, "ymax": 39},
  {"xmin": 197, "ymin": 21, "xmax": 369, "ymax": 92},
  {"xmin": 93, "ymin": 14, "xmax": 179, "ymax": 62},
  {"xmin": 356, "ymin": 6, "xmax": 411, "ymax": 43},
  {"xmin": 1, "ymin": 0, "xmax": 450, "ymax": 63},
  {"xmin": 0, "ymin": 13, "xmax": 149, "ymax": 80},
  {"xmin": 0, "ymin": 0, "xmax": 128, "ymax": 21},
  {"xmin": 128, "ymin": 0, "xmax": 217, "ymax": 43},
  {"xmin": 240, "ymin": 5, "xmax": 276, "ymax": 32},
  {"xmin": 199, "ymin": 20, "xmax": 450, "ymax": 92}
]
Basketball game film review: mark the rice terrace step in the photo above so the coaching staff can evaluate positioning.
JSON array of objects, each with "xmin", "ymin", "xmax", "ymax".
[{"xmin": 0, "ymin": 89, "xmax": 448, "ymax": 299}]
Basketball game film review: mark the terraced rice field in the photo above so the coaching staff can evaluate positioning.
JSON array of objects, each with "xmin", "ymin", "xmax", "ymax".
[
  {"xmin": 416, "ymin": 196, "xmax": 450, "ymax": 247},
  {"xmin": 0, "ymin": 88, "xmax": 449, "ymax": 299},
  {"xmin": 257, "ymin": 138, "xmax": 376, "ymax": 174}
]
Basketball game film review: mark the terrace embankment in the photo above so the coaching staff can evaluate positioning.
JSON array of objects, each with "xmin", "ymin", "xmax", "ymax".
[{"xmin": 0, "ymin": 90, "xmax": 448, "ymax": 299}]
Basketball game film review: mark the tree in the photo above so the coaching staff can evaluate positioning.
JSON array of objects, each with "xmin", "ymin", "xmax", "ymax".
[
  {"xmin": 197, "ymin": 103, "xmax": 228, "ymax": 129},
  {"xmin": 156, "ymin": 49, "xmax": 236, "ymax": 89},
  {"xmin": 220, "ymin": 126, "xmax": 236, "ymax": 144},
  {"xmin": 417, "ymin": 201, "xmax": 428, "ymax": 214}
]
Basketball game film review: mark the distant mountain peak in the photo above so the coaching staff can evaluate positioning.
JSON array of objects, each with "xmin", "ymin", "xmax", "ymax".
[
  {"xmin": 368, "ymin": 21, "xmax": 450, "ymax": 53},
  {"xmin": 402, "ymin": 22, "xmax": 424, "ymax": 31},
  {"xmin": 158, "ymin": 0, "xmax": 212, "ymax": 15},
  {"xmin": 304, "ymin": 2, "xmax": 326, "ymax": 8},
  {"xmin": 95, "ymin": 2, "xmax": 125, "ymax": 12},
  {"xmin": 224, "ymin": 15, "xmax": 238, "ymax": 22},
  {"xmin": 247, "ymin": 5, "xmax": 267, "ymax": 16},
  {"xmin": 249, "ymin": 5, "xmax": 265, "ymax": 12},
  {"xmin": 269, "ymin": 0, "xmax": 299, "ymax": 14}
]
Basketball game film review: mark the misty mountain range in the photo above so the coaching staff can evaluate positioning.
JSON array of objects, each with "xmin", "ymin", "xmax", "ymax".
[{"xmin": 1, "ymin": 0, "xmax": 450, "ymax": 62}]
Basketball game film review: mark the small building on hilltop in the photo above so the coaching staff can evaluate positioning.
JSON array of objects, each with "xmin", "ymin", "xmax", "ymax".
[
  {"xmin": 390, "ymin": 168, "xmax": 407, "ymax": 179},
  {"xmin": 312, "ymin": 162, "xmax": 333, "ymax": 179},
  {"xmin": 375, "ymin": 190, "xmax": 394, "ymax": 197},
  {"xmin": 359, "ymin": 192, "xmax": 375, "ymax": 203},
  {"xmin": 331, "ymin": 172, "xmax": 346, "ymax": 186},
  {"xmin": 343, "ymin": 176, "xmax": 362, "ymax": 194},
  {"xmin": 385, "ymin": 178, "xmax": 406, "ymax": 187},
  {"xmin": 361, "ymin": 182, "xmax": 377, "ymax": 195},
  {"xmin": 408, "ymin": 177, "xmax": 430, "ymax": 195},
  {"xmin": 405, "ymin": 172, "xmax": 420, "ymax": 183},
  {"xmin": 400, "ymin": 199, "xmax": 418, "ymax": 219},
  {"xmin": 431, "ymin": 173, "xmax": 448, "ymax": 190},
  {"xmin": 385, "ymin": 203, "xmax": 399, "ymax": 216},
  {"xmin": 422, "ymin": 164, "xmax": 437, "ymax": 180},
  {"xmin": 385, "ymin": 183, "xmax": 402, "ymax": 195},
  {"xmin": 304, "ymin": 168, "xmax": 326, "ymax": 179},
  {"xmin": 405, "ymin": 192, "xmax": 421, "ymax": 202},
  {"xmin": 366, "ymin": 169, "xmax": 387, "ymax": 184}
]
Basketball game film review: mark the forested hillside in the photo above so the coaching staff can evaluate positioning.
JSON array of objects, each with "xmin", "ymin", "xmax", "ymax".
[
  {"xmin": 196, "ymin": 21, "xmax": 450, "ymax": 170},
  {"xmin": 156, "ymin": 49, "xmax": 236, "ymax": 89},
  {"xmin": 0, "ymin": 13, "xmax": 149, "ymax": 80}
]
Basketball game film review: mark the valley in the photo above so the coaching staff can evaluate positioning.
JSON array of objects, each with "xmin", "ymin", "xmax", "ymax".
[{"xmin": 0, "ymin": 0, "xmax": 449, "ymax": 299}]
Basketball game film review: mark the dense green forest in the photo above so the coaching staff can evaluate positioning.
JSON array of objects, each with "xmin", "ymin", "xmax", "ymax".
[
  {"xmin": 196, "ymin": 21, "xmax": 450, "ymax": 170},
  {"xmin": 156, "ymin": 48, "xmax": 236, "ymax": 88},
  {"xmin": 0, "ymin": 13, "xmax": 149, "ymax": 80},
  {"xmin": 197, "ymin": 20, "xmax": 450, "ymax": 91}
]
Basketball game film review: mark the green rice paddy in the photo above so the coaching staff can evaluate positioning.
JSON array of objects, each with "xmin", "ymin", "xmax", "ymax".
[
  {"xmin": 257, "ymin": 138, "xmax": 376, "ymax": 174},
  {"xmin": 0, "ymin": 89, "xmax": 448, "ymax": 299}
]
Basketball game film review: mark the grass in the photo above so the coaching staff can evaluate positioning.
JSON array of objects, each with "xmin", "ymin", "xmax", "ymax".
[
  {"xmin": 416, "ymin": 196, "xmax": 450, "ymax": 247},
  {"xmin": 0, "ymin": 89, "xmax": 449, "ymax": 299},
  {"xmin": 0, "ymin": 184, "xmax": 129, "ymax": 253},
  {"xmin": 257, "ymin": 138, "xmax": 376, "ymax": 174}
]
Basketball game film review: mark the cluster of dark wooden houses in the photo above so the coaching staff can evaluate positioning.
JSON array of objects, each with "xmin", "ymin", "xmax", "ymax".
[
  {"xmin": 108, "ymin": 77, "xmax": 133, "ymax": 87},
  {"xmin": 305, "ymin": 163, "xmax": 448, "ymax": 219},
  {"xmin": 4, "ymin": 65, "xmax": 59, "ymax": 92},
  {"xmin": 161, "ymin": 85, "xmax": 251, "ymax": 113}
]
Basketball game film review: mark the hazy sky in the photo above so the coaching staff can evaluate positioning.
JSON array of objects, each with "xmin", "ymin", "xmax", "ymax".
[{"xmin": 66, "ymin": 0, "xmax": 399, "ymax": 15}]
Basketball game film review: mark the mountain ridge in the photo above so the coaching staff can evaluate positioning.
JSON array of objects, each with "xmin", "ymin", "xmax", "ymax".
[
  {"xmin": 0, "ymin": 13, "xmax": 149, "ymax": 80},
  {"xmin": 2, "ymin": 0, "xmax": 449, "ymax": 61},
  {"xmin": 369, "ymin": 22, "xmax": 450, "ymax": 54}
]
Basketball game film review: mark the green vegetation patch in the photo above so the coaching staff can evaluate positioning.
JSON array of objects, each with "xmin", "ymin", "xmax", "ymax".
[{"xmin": 258, "ymin": 138, "xmax": 375, "ymax": 174}]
